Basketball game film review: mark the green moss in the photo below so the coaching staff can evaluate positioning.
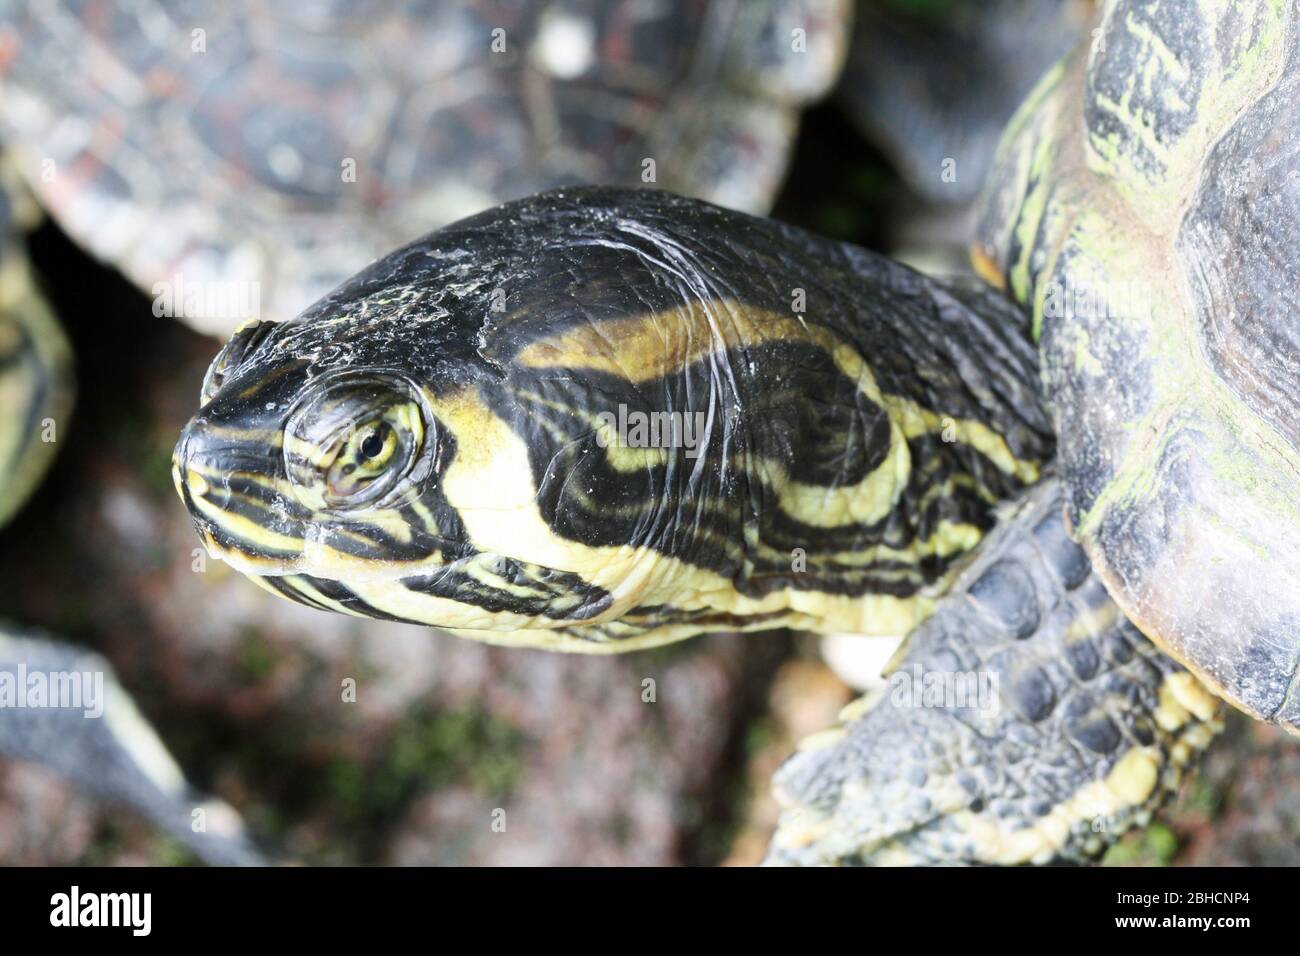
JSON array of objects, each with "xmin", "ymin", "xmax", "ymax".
[
  {"xmin": 812, "ymin": 206, "xmax": 860, "ymax": 241},
  {"xmin": 745, "ymin": 717, "xmax": 778, "ymax": 756},
  {"xmin": 1102, "ymin": 822, "xmax": 1178, "ymax": 866},
  {"xmin": 1183, "ymin": 778, "xmax": 1222, "ymax": 820},
  {"xmin": 234, "ymin": 627, "xmax": 279, "ymax": 682},
  {"xmin": 850, "ymin": 165, "xmax": 890, "ymax": 201},
  {"xmin": 327, "ymin": 758, "xmax": 367, "ymax": 807},
  {"xmin": 379, "ymin": 708, "xmax": 525, "ymax": 799},
  {"xmin": 285, "ymin": 706, "xmax": 530, "ymax": 858},
  {"xmin": 188, "ymin": 702, "xmax": 528, "ymax": 863},
  {"xmin": 101, "ymin": 402, "xmax": 177, "ymax": 502},
  {"xmin": 79, "ymin": 819, "xmax": 199, "ymax": 866}
]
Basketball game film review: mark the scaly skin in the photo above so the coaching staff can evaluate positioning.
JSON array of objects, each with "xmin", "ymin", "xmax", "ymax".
[{"xmin": 768, "ymin": 478, "xmax": 1221, "ymax": 866}]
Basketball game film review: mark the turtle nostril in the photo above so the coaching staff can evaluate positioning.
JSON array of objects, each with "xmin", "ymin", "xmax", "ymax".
[{"xmin": 174, "ymin": 419, "xmax": 289, "ymax": 520}]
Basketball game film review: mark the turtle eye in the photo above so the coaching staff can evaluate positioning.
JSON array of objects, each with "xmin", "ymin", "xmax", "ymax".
[
  {"xmin": 284, "ymin": 376, "xmax": 428, "ymax": 510},
  {"xmin": 324, "ymin": 414, "xmax": 410, "ymax": 502},
  {"xmin": 201, "ymin": 320, "xmax": 275, "ymax": 405}
]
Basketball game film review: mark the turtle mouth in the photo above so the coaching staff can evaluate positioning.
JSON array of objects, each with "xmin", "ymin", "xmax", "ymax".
[
  {"xmin": 173, "ymin": 421, "xmax": 309, "ymax": 572},
  {"xmin": 174, "ymin": 415, "xmax": 457, "ymax": 582},
  {"xmin": 183, "ymin": 503, "xmax": 301, "ymax": 573}
]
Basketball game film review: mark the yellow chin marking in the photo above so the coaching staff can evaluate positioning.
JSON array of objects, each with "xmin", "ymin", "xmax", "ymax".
[
  {"xmin": 189, "ymin": 488, "xmax": 303, "ymax": 560},
  {"xmin": 338, "ymin": 556, "xmax": 935, "ymax": 639},
  {"xmin": 438, "ymin": 620, "xmax": 785, "ymax": 654},
  {"xmin": 185, "ymin": 468, "xmax": 210, "ymax": 498}
]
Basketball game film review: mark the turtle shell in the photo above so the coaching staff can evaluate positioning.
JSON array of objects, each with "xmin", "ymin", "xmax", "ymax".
[
  {"xmin": 975, "ymin": 0, "xmax": 1300, "ymax": 730},
  {"xmin": 0, "ymin": 0, "xmax": 847, "ymax": 338}
]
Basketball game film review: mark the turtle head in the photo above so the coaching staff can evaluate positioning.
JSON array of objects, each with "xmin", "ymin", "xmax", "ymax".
[
  {"xmin": 176, "ymin": 186, "xmax": 1051, "ymax": 651},
  {"xmin": 172, "ymin": 189, "xmax": 728, "ymax": 644},
  {"xmin": 173, "ymin": 313, "xmax": 473, "ymax": 610},
  {"xmin": 170, "ymin": 218, "xmax": 607, "ymax": 637}
]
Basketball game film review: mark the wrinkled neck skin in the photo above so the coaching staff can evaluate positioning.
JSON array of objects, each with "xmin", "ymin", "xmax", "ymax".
[{"xmin": 177, "ymin": 187, "xmax": 1053, "ymax": 652}]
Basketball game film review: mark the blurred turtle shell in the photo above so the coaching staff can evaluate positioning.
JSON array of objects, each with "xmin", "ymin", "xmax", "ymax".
[{"xmin": 0, "ymin": 0, "xmax": 849, "ymax": 337}]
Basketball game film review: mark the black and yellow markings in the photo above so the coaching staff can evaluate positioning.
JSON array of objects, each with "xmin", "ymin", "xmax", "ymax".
[
  {"xmin": 244, "ymin": 291, "xmax": 1050, "ymax": 647},
  {"xmin": 317, "ymin": 297, "xmax": 1045, "ymax": 643},
  {"xmin": 179, "ymin": 302, "xmax": 1041, "ymax": 644},
  {"xmin": 175, "ymin": 188, "xmax": 1054, "ymax": 647},
  {"xmin": 951, "ymin": 671, "xmax": 1220, "ymax": 865},
  {"xmin": 769, "ymin": 478, "xmax": 1224, "ymax": 866},
  {"xmin": 496, "ymin": 300, "xmax": 1039, "ymax": 594}
]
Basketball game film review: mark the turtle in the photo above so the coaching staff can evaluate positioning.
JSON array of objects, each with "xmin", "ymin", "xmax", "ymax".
[
  {"xmin": 0, "ymin": 0, "xmax": 849, "ymax": 338},
  {"xmin": 763, "ymin": 0, "xmax": 1300, "ymax": 863},
  {"xmin": 0, "ymin": 161, "xmax": 69, "ymax": 528},
  {"xmin": 172, "ymin": 0, "xmax": 1300, "ymax": 867},
  {"xmin": 152, "ymin": 176, "xmax": 1166, "ymax": 866},
  {"xmin": 969, "ymin": 0, "xmax": 1300, "ymax": 733},
  {"xmin": 0, "ymin": 165, "xmax": 264, "ymax": 866}
]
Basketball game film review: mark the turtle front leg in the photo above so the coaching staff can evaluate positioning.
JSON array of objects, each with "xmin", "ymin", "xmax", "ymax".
[{"xmin": 765, "ymin": 477, "xmax": 1221, "ymax": 866}]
